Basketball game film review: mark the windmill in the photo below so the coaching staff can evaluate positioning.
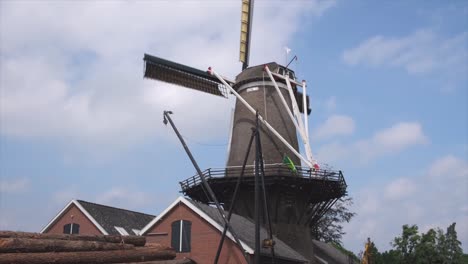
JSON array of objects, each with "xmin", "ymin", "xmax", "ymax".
[{"xmin": 143, "ymin": 0, "xmax": 347, "ymax": 261}]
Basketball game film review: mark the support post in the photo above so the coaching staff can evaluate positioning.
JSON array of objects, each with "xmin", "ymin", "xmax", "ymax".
[
  {"xmin": 214, "ymin": 130, "xmax": 256, "ymax": 264},
  {"xmin": 254, "ymin": 112, "xmax": 261, "ymax": 264},
  {"xmin": 163, "ymin": 111, "xmax": 250, "ymax": 263},
  {"xmin": 257, "ymin": 122, "xmax": 276, "ymax": 263}
]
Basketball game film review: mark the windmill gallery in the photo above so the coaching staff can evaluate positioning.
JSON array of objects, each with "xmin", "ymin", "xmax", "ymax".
[{"xmin": 7, "ymin": 1, "xmax": 353, "ymax": 264}]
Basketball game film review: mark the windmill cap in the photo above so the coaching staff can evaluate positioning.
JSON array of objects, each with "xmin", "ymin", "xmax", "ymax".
[{"xmin": 233, "ymin": 62, "xmax": 296, "ymax": 90}]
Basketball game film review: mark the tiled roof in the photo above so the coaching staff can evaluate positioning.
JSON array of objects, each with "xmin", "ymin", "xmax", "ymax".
[
  {"xmin": 312, "ymin": 240, "xmax": 357, "ymax": 264},
  {"xmin": 77, "ymin": 200, "xmax": 155, "ymax": 236},
  {"xmin": 185, "ymin": 199, "xmax": 308, "ymax": 263}
]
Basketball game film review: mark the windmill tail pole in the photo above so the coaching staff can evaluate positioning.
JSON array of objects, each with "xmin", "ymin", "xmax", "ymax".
[{"xmin": 162, "ymin": 111, "xmax": 250, "ymax": 264}]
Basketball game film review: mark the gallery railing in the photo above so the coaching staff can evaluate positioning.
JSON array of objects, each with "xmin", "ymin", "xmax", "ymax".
[{"xmin": 180, "ymin": 164, "xmax": 346, "ymax": 192}]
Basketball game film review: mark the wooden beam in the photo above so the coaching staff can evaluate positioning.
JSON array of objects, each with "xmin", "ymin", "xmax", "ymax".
[
  {"xmin": 0, "ymin": 247, "xmax": 175, "ymax": 264},
  {"xmin": 0, "ymin": 231, "xmax": 146, "ymax": 247},
  {"xmin": 0, "ymin": 238, "xmax": 134, "ymax": 253}
]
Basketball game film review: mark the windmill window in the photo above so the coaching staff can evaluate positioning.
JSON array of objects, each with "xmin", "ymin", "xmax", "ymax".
[
  {"xmin": 63, "ymin": 223, "xmax": 80, "ymax": 234},
  {"xmin": 277, "ymin": 67, "xmax": 285, "ymax": 76},
  {"xmin": 171, "ymin": 220, "xmax": 191, "ymax": 253},
  {"xmin": 114, "ymin": 226, "xmax": 129, "ymax": 236}
]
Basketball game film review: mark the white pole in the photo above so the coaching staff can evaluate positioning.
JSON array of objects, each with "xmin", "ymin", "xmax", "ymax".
[
  {"xmin": 302, "ymin": 81, "xmax": 309, "ymax": 145},
  {"xmin": 264, "ymin": 66, "xmax": 305, "ymax": 140},
  {"xmin": 284, "ymin": 76, "xmax": 315, "ymax": 165},
  {"xmin": 262, "ymin": 67, "xmax": 317, "ymax": 167},
  {"xmin": 208, "ymin": 67, "xmax": 313, "ymax": 168}
]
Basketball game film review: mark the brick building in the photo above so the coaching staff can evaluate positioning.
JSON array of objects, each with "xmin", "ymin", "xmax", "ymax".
[
  {"xmin": 41, "ymin": 198, "xmax": 354, "ymax": 264},
  {"xmin": 140, "ymin": 196, "xmax": 308, "ymax": 264},
  {"xmin": 40, "ymin": 199, "xmax": 154, "ymax": 236}
]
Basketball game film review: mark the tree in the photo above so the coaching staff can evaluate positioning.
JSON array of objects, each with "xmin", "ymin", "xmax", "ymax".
[
  {"xmin": 311, "ymin": 196, "xmax": 356, "ymax": 244},
  {"xmin": 445, "ymin": 223, "xmax": 463, "ymax": 263},
  {"xmin": 368, "ymin": 223, "xmax": 464, "ymax": 264},
  {"xmin": 415, "ymin": 228, "xmax": 441, "ymax": 264},
  {"xmin": 392, "ymin": 224, "xmax": 421, "ymax": 264},
  {"xmin": 379, "ymin": 249, "xmax": 399, "ymax": 264}
]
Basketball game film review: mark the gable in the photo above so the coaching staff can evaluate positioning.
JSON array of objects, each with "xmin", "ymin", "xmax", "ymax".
[
  {"xmin": 144, "ymin": 201, "xmax": 247, "ymax": 264},
  {"xmin": 76, "ymin": 200, "xmax": 155, "ymax": 236},
  {"xmin": 141, "ymin": 197, "xmax": 252, "ymax": 253},
  {"xmin": 41, "ymin": 202, "xmax": 102, "ymax": 235},
  {"xmin": 141, "ymin": 197, "xmax": 307, "ymax": 263}
]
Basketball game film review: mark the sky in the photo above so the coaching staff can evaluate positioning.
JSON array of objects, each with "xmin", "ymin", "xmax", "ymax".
[{"xmin": 0, "ymin": 0, "xmax": 467, "ymax": 255}]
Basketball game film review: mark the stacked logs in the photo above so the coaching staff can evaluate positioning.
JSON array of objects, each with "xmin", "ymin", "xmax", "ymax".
[{"xmin": 0, "ymin": 231, "xmax": 193, "ymax": 264}]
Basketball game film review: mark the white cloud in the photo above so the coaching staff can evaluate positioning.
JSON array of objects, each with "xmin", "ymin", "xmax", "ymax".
[
  {"xmin": 317, "ymin": 121, "xmax": 428, "ymax": 164},
  {"xmin": 0, "ymin": 178, "xmax": 30, "ymax": 193},
  {"xmin": 368, "ymin": 122, "xmax": 428, "ymax": 152},
  {"xmin": 384, "ymin": 178, "xmax": 416, "ymax": 201},
  {"xmin": 343, "ymin": 29, "xmax": 468, "ymax": 75},
  {"xmin": 314, "ymin": 114, "xmax": 355, "ymax": 140},
  {"xmin": 342, "ymin": 154, "xmax": 468, "ymax": 254},
  {"xmin": 96, "ymin": 187, "xmax": 151, "ymax": 209},
  {"xmin": 0, "ymin": 1, "xmax": 336, "ymax": 151},
  {"xmin": 428, "ymin": 155, "xmax": 468, "ymax": 178}
]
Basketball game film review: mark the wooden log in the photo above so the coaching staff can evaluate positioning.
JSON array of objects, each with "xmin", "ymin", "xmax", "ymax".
[
  {"xmin": 0, "ymin": 237, "xmax": 134, "ymax": 253},
  {"xmin": 0, "ymin": 247, "xmax": 175, "ymax": 264},
  {"xmin": 0, "ymin": 231, "xmax": 146, "ymax": 247},
  {"xmin": 121, "ymin": 259, "xmax": 195, "ymax": 264}
]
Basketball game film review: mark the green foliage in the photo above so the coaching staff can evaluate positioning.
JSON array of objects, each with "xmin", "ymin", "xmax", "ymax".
[
  {"xmin": 311, "ymin": 196, "xmax": 356, "ymax": 244},
  {"xmin": 445, "ymin": 223, "xmax": 463, "ymax": 263},
  {"xmin": 364, "ymin": 223, "xmax": 464, "ymax": 264},
  {"xmin": 392, "ymin": 224, "xmax": 421, "ymax": 263},
  {"xmin": 460, "ymin": 254, "xmax": 468, "ymax": 263}
]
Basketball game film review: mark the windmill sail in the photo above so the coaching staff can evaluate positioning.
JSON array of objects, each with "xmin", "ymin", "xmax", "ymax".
[{"xmin": 143, "ymin": 54, "xmax": 229, "ymax": 98}]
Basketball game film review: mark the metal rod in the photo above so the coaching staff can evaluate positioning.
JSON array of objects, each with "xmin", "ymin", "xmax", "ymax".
[
  {"xmin": 214, "ymin": 129, "xmax": 256, "ymax": 264},
  {"xmin": 163, "ymin": 111, "xmax": 250, "ymax": 263},
  {"xmin": 286, "ymin": 55, "xmax": 297, "ymax": 68},
  {"xmin": 257, "ymin": 123, "xmax": 276, "ymax": 263},
  {"xmin": 254, "ymin": 111, "xmax": 261, "ymax": 264}
]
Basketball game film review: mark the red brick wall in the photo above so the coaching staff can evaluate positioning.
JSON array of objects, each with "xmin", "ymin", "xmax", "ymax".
[
  {"xmin": 145, "ymin": 203, "xmax": 248, "ymax": 264},
  {"xmin": 43, "ymin": 204, "xmax": 102, "ymax": 235}
]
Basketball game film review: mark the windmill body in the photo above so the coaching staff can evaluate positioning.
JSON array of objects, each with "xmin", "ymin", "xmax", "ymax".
[
  {"xmin": 144, "ymin": 54, "xmax": 347, "ymax": 262},
  {"xmin": 227, "ymin": 62, "xmax": 301, "ymax": 168},
  {"xmin": 142, "ymin": 1, "xmax": 347, "ymax": 261}
]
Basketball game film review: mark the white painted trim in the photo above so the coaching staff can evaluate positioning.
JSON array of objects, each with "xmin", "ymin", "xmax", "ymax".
[
  {"xmin": 40, "ymin": 199, "xmax": 109, "ymax": 235},
  {"xmin": 236, "ymin": 81, "xmax": 288, "ymax": 93},
  {"xmin": 140, "ymin": 197, "xmax": 183, "ymax": 235},
  {"xmin": 114, "ymin": 226, "xmax": 130, "ymax": 236},
  {"xmin": 132, "ymin": 229, "xmax": 141, "ymax": 236},
  {"xmin": 315, "ymin": 255, "xmax": 328, "ymax": 264},
  {"xmin": 140, "ymin": 197, "xmax": 254, "ymax": 254},
  {"xmin": 225, "ymin": 108, "xmax": 234, "ymax": 167},
  {"xmin": 179, "ymin": 220, "xmax": 183, "ymax": 251},
  {"xmin": 40, "ymin": 200, "xmax": 75, "ymax": 233},
  {"xmin": 73, "ymin": 200, "xmax": 109, "ymax": 235}
]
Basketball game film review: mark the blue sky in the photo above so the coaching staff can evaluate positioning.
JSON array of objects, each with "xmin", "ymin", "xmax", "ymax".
[{"xmin": 1, "ymin": 0, "xmax": 467, "ymax": 254}]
